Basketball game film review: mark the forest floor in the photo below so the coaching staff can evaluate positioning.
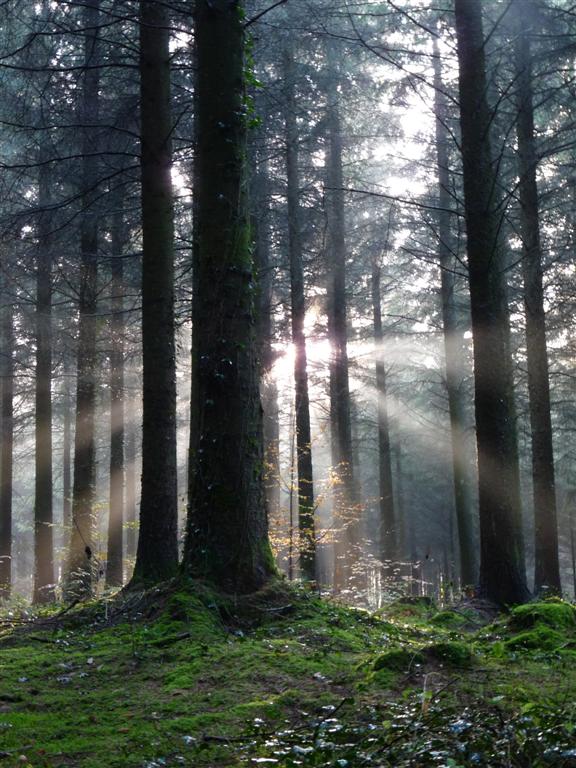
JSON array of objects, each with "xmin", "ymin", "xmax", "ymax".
[{"xmin": 0, "ymin": 582, "xmax": 576, "ymax": 767}]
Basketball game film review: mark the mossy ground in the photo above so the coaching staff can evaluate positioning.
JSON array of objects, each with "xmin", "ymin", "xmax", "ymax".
[{"xmin": 1, "ymin": 587, "xmax": 576, "ymax": 767}]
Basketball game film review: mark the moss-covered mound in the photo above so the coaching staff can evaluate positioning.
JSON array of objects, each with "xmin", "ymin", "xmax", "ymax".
[
  {"xmin": 508, "ymin": 601, "xmax": 576, "ymax": 632},
  {"xmin": 373, "ymin": 647, "xmax": 424, "ymax": 672},
  {"xmin": 424, "ymin": 639, "xmax": 474, "ymax": 667}
]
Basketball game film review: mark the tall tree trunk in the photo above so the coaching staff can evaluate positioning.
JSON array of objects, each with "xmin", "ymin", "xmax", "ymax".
[
  {"xmin": 62, "ymin": 367, "xmax": 73, "ymax": 535},
  {"xmin": 371, "ymin": 263, "xmax": 396, "ymax": 566},
  {"xmin": 252, "ymin": 132, "xmax": 281, "ymax": 563},
  {"xmin": 432, "ymin": 37, "xmax": 477, "ymax": 587},
  {"xmin": 284, "ymin": 46, "xmax": 316, "ymax": 583},
  {"xmin": 33, "ymin": 157, "xmax": 55, "ymax": 603},
  {"xmin": 324, "ymin": 47, "xmax": 360, "ymax": 589},
  {"xmin": 184, "ymin": 0, "xmax": 274, "ymax": 593},
  {"xmin": 0, "ymin": 293, "xmax": 14, "ymax": 601},
  {"xmin": 106, "ymin": 203, "xmax": 125, "ymax": 588},
  {"xmin": 64, "ymin": 0, "xmax": 101, "ymax": 599},
  {"xmin": 454, "ymin": 0, "xmax": 529, "ymax": 605},
  {"xmin": 124, "ymin": 385, "xmax": 137, "ymax": 568},
  {"xmin": 514, "ymin": 3, "xmax": 561, "ymax": 595},
  {"xmin": 132, "ymin": 0, "xmax": 179, "ymax": 584}
]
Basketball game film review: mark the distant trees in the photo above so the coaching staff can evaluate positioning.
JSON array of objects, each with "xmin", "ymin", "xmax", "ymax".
[{"xmin": 0, "ymin": 0, "xmax": 574, "ymax": 605}]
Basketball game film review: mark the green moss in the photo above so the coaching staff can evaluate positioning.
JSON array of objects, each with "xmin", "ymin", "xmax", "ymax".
[
  {"xmin": 509, "ymin": 601, "xmax": 576, "ymax": 632},
  {"xmin": 505, "ymin": 624, "xmax": 565, "ymax": 652},
  {"xmin": 424, "ymin": 640, "xmax": 474, "ymax": 667},
  {"xmin": 430, "ymin": 610, "xmax": 469, "ymax": 628},
  {"xmin": 373, "ymin": 647, "xmax": 424, "ymax": 672},
  {"xmin": 378, "ymin": 596, "xmax": 435, "ymax": 621}
]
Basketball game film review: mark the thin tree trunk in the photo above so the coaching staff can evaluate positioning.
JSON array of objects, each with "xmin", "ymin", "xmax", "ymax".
[
  {"xmin": 454, "ymin": 0, "xmax": 529, "ymax": 605},
  {"xmin": 325, "ymin": 46, "xmax": 360, "ymax": 589},
  {"xmin": 432, "ymin": 37, "xmax": 477, "ymax": 587},
  {"xmin": 284, "ymin": 46, "xmax": 316, "ymax": 583},
  {"xmin": 62, "ymin": 369, "xmax": 72, "ymax": 535},
  {"xmin": 371, "ymin": 263, "xmax": 396, "ymax": 566},
  {"xmin": 513, "ymin": 3, "xmax": 561, "ymax": 595},
  {"xmin": 185, "ymin": 0, "xmax": 274, "ymax": 593},
  {"xmin": 106, "ymin": 203, "xmax": 125, "ymax": 588},
  {"xmin": 0, "ymin": 294, "xmax": 14, "ymax": 600},
  {"xmin": 132, "ymin": 0, "xmax": 179, "ymax": 584},
  {"xmin": 33, "ymin": 157, "xmax": 55, "ymax": 603},
  {"xmin": 64, "ymin": 0, "xmax": 101, "ymax": 599},
  {"xmin": 124, "ymin": 385, "xmax": 137, "ymax": 567}
]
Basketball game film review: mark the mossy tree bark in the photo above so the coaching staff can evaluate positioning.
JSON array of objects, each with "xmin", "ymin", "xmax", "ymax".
[
  {"xmin": 284, "ymin": 45, "xmax": 316, "ymax": 583},
  {"xmin": 185, "ymin": 0, "xmax": 275, "ymax": 593},
  {"xmin": 513, "ymin": 1, "xmax": 561, "ymax": 595},
  {"xmin": 432, "ymin": 37, "xmax": 477, "ymax": 588},
  {"xmin": 132, "ymin": 0, "xmax": 179, "ymax": 585},
  {"xmin": 454, "ymin": 0, "xmax": 530, "ymax": 605}
]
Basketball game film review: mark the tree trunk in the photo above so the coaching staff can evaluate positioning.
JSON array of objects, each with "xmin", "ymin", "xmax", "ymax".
[
  {"xmin": 132, "ymin": 0, "xmax": 179, "ymax": 584},
  {"xmin": 124, "ymin": 385, "xmax": 138, "ymax": 568},
  {"xmin": 454, "ymin": 0, "xmax": 529, "ymax": 605},
  {"xmin": 184, "ymin": 0, "xmax": 274, "ymax": 593},
  {"xmin": 0, "ymin": 293, "xmax": 14, "ymax": 601},
  {"xmin": 371, "ymin": 263, "xmax": 396, "ymax": 566},
  {"xmin": 62, "ymin": 368, "xmax": 72, "ymax": 535},
  {"xmin": 513, "ymin": 3, "xmax": 561, "ymax": 595},
  {"xmin": 33, "ymin": 157, "xmax": 55, "ymax": 604},
  {"xmin": 284, "ymin": 46, "xmax": 316, "ymax": 583},
  {"xmin": 106, "ymin": 203, "xmax": 125, "ymax": 588},
  {"xmin": 432, "ymin": 37, "xmax": 477, "ymax": 587},
  {"xmin": 64, "ymin": 0, "xmax": 101, "ymax": 599},
  {"xmin": 324, "ymin": 46, "xmax": 360, "ymax": 589}
]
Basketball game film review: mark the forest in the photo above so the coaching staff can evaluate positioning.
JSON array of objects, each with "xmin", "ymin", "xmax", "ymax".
[{"xmin": 1, "ymin": 0, "xmax": 576, "ymax": 766}]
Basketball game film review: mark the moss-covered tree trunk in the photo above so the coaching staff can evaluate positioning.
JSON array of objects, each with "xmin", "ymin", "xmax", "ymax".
[
  {"xmin": 454, "ymin": 0, "xmax": 529, "ymax": 605},
  {"xmin": 284, "ymin": 45, "xmax": 316, "ymax": 583},
  {"xmin": 132, "ymin": 0, "xmax": 179, "ymax": 585},
  {"xmin": 513, "ymin": 2, "xmax": 561, "ymax": 595},
  {"xmin": 432, "ymin": 37, "xmax": 477, "ymax": 588},
  {"xmin": 184, "ymin": 0, "xmax": 274, "ymax": 593}
]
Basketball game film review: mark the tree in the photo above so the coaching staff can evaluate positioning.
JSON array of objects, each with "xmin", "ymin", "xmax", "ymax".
[
  {"xmin": 0, "ymin": 282, "xmax": 14, "ymax": 601},
  {"xmin": 184, "ymin": 0, "xmax": 275, "ymax": 593},
  {"xmin": 33, "ymin": 156, "xmax": 55, "ymax": 603},
  {"xmin": 432, "ymin": 35, "xmax": 477, "ymax": 587},
  {"xmin": 283, "ymin": 44, "xmax": 317, "ymax": 583},
  {"xmin": 64, "ymin": 0, "xmax": 102, "ymax": 598},
  {"xmin": 131, "ymin": 0, "xmax": 179, "ymax": 585},
  {"xmin": 454, "ymin": 0, "xmax": 530, "ymax": 605},
  {"xmin": 513, "ymin": 0, "xmax": 561, "ymax": 595}
]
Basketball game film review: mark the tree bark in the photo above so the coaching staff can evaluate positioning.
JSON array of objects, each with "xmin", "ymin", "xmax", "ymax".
[
  {"xmin": 132, "ymin": 0, "xmax": 179, "ymax": 584},
  {"xmin": 454, "ymin": 0, "xmax": 529, "ymax": 605},
  {"xmin": 324, "ymin": 46, "xmax": 360, "ymax": 590},
  {"xmin": 0, "ymin": 291, "xmax": 14, "ymax": 601},
  {"xmin": 106, "ymin": 202, "xmax": 125, "ymax": 588},
  {"xmin": 284, "ymin": 46, "xmax": 316, "ymax": 583},
  {"xmin": 513, "ymin": 2, "xmax": 561, "ymax": 595},
  {"xmin": 432, "ymin": 37, "xmax": 477, "ymax": 587},
  {"xmin": 33, "ymin": 156, "xmax": 55, "ymax": 603},
  {"xmin": 371, "ymin": 263, "xmax": 396, "ymax": 566},
  {"xmin": 185, "ymin": 0, "xmax": 274, "ymax": 593},
  {"xmin": 64, "ymin": 0, "xmax": 101, "ymax": 599}
]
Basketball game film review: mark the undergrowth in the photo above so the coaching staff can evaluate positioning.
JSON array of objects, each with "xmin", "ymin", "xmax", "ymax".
[{"xmin": 0, "ymin": 585, "xmax": 575, "ymax": 767}]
